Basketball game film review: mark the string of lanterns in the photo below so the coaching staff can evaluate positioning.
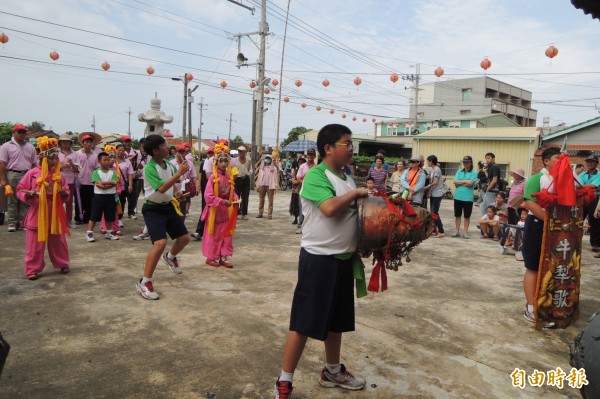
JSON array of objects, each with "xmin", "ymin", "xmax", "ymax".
[{"xmin": 0, "ymin": 31, "xmax": 563, "ymax": 125}]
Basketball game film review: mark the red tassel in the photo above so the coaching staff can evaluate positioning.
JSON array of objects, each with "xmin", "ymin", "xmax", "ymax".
[
  {"xmin": 368, "ymin": 262, "xmax": 381, "ymax": 293},
  {"xmin": 368, "ymin": 252, "xmax": 388, "ymax": 293}
]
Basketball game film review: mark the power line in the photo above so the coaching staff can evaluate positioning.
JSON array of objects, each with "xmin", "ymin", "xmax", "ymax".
[
  {"xmin": 0, "ymin": 11, "xmax": 236, "ymax": 63},
  {"xmin": 0, "ymin": 26, "xmax": 244, "ymax": 79}
]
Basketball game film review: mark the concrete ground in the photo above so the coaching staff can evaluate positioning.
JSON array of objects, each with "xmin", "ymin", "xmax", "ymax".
[{"xmin": 0, "ymin": 190, "xmax": 598, "ymax": 399}]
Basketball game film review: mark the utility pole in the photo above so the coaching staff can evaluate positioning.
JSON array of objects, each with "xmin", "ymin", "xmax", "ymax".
[
  {"xmin": 188, "ymin": 85, "xmax": 199, "ymax": 150},
  {"xmin": 403, "ymin": 63, "xmax": 421, "ymax": 135},
  {"xmin": 198, "ymin": 98, "xmax": 206, "ymax": 151},
  {"xmin": 127, "ymin": 107, "xmax": 132, "ymax": 134},
  {"xmin": 256, "ymin": 0, "xmax": 267, "ymax": 153},
  {"xmin": 182, "ymin": 78, "xmax": 188, "ymax": 142},
  {"xmin": 91, "ymin": 116, "xmax": 96, "ymax": 132},
  {"xmin": 226, "ymin": 113, "xmax": 237, "ymax": 143}
]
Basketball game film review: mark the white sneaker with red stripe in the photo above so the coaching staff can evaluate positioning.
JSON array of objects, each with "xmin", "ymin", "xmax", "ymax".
[{"xmin": 136, "ymin": 279, "xmax": 159, "ymax": 300}]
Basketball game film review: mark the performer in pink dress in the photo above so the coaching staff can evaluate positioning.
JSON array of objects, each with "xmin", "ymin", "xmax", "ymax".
[
  {"xmin": 202, "ymin": 143, "xmax": 238, "ymax": 268},
  {"xmin": 17, "ymin": 137, "xmax": 70, "ymax": 280}
]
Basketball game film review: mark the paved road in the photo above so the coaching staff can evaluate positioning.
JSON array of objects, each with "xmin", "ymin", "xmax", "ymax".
[{"xmin": 0, "ymin": 191, "xmax": 597, "ymax": 398}]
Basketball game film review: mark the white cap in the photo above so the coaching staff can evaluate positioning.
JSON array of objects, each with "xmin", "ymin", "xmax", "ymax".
[{"xmin": 237, "ymin": 145, "xmax": 247, "ymax": 151}]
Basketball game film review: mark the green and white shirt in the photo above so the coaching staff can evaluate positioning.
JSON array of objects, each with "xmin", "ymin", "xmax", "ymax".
[
  {"xmin": 91, "ymin": 168, "xmax": 118, "ymax": 194},
  {"xmin": 300, "ymin": 162, "xmax": 358, "ymax": 255},
  {"xmin": 144, "ymin": 158, "xmax": 178, "ymax": 204}
]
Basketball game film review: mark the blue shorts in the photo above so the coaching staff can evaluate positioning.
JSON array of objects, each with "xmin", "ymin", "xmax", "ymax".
[
  {"xmin": 142, "ymin": 203, "xmax": 188, "ymax": 244},
  {"xmin": 289, "ymin": 248, "xmax": 355, "ymax": 341}
]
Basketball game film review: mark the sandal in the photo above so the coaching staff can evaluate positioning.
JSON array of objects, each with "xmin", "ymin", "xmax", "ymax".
[
  {"xmin": 481, "ymin": 234, "xmax": 488, "ymax": 239},
  {"xmin": 27, "ymin": 273, "xmax": 38, "ymax": 280},
  {"xmin": 268, "ymin": 216, "xmax": 273, "ymax": 220},
  {"xmin": 493, "ymin": 236, "xmax": 500, "ymax": 241},
  {"xmin": 60, "ymin": 266, "xmax": 70, "ymax": 274}
]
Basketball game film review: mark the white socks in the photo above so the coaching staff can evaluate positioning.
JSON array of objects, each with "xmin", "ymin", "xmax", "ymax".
[
  {"xmin": 141, "ymin": 277, "xmax": 152, "ymax": 284},
  {"xmin": 326, "ymin": 363, "xmax": 341, "ymax": 374},
  {"xmin": 527, "ymin": 304, "xmax": 534, "ymax": 314},
  {"xmin": 279, "ymin": 370, "xmax": 294, "ymax": 383},
  {"xmin": 167, "ymin": 252, "xmax": 176, "ymax": 260}
]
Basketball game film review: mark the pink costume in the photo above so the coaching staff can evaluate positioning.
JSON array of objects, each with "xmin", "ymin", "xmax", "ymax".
[
  {"xmin": 201, "ymin": 169, "xmax": 238, "ymax": 260},
  {"xmin": 17, "ymin": 166, "xmax": 70, "ymax": 277}
]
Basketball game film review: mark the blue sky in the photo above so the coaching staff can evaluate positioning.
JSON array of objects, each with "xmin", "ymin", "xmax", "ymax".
[{"xmin": 1, "ymin": 0, "xmax": 599, "ymax": 145}]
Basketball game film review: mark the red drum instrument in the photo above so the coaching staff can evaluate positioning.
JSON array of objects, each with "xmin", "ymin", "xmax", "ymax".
[{"xmin": 357, "ymin": 196, "xmax": 435, "ymax": 294}]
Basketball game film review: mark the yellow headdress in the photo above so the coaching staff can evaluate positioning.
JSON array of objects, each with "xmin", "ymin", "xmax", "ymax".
[
  {"xmin": 104, "ymin": 144, "xmax": 123, "ymax": 213},
  {"xmin": 207, "ymin": 142, "xmax": 237, "ymax": 235},
  {"xmin": 36, "ymin": 137, "xmax": 67, "ymax": 241}
]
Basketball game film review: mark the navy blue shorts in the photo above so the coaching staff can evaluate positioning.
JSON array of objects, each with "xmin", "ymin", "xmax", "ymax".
[
  {"xmin": 289, "ymin": 248, "xmax": 355, "ymax": 341},
  {"xmin": 142, "ymin": 203, "xmax": 188, "ymax": 244},
  {"xmin": 90, "ymin": 193, "xmax": 117, "ymax": 222},
  {"xmin": 522, "ymin": 214, "xmax": 544, "ymax": 271}
]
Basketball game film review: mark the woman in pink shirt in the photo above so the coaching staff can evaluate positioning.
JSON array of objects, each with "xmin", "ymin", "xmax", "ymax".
[
  {"xmin": 255, "ymin": 153, "xmax": 279, "ymax": 219},
  {"xmin": 507, "ymin": 168, "xmax": 526, "ymax": 226}
]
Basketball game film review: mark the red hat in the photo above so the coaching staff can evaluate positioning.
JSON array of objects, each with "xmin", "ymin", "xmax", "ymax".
[
  {"xmin": 122, "ymin": 135, "xmax": 132, "ymax": 141},
  {"xmin": 176, "ymin": 144, "xmax": 186, "ymax": 151},
  {"xmin": 183, "ymin": 142, "xmax": 191, "ymax": 148},
  {"xmin": 207, "ymin": 148, "xmax": 215, "ymax": 154},
  {"xmin": 13, "ymin": 123, "xmax": 27, "ymax": 132},
  {"xmin": 81, "ymin": 134, "xmax": 93, "ymax": 142}
]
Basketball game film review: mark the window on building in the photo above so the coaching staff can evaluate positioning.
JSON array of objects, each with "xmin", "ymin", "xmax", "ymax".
[
  {"xmin": 462, "ymin": 88, "xmax": 472, "ymax": 101},
  {"xmin": 439, "ymin": 162, "xmax": 461, "ymax": 177},
  {"xmin": 459, "ymin": 109, "xmax": 471, "ymax": 115}
]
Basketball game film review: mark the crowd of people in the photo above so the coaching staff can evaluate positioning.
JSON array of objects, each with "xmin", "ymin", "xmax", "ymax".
[{"xmin": 2, "ymin": 123, "xmax": 600, "ymax": 398}]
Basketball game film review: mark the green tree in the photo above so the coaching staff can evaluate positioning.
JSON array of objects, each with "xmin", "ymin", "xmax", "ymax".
[
  {"xmin": 229, "ymin": 135, "xmax": 245, "ymax": 149},
  {"xmin": 280, "ymin": 126, "xmax": 310, "ymax": 150},
  {"xmin": 28, "ymin": 121, "xmax": 45, "ymax": 131},
  {"xmin": 0, "ymin": 122, "xmax": 14, "ymax": 143}
]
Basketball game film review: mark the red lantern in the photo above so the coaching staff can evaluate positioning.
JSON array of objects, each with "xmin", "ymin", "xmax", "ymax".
[
  {"xmin": 342, "ymin": 114, "xmax": 347, "ymax": 119},
  {"xmin": 352, "ymin": 117, "xmax": 357, "ymax": 122},
  {"xmin": 390, "ymin": 73, "xmax": 399, "ymax": 83},
  {"xmin": 249, "ymin": 81, "xmax": 256, "ymax": 89},
  {"xmin": 480, "ymin": 58, "xmax": 491, "ymax": 70},
  {"xmin": 220, "ymin": 81, "xmax": 228, "ymax": 89},
  {"xmin": 434, "ymin": 67, "xmax": 444, "ymax": 77},
  {"xmin": 295, "ymin": 80, "xmax": 302, "ymax": 87},
  {"xmin": 50, "ymin": 51, "xmax": 59, "ymax": 61},
  {"xmin": 316, "ymin": 106, "xmax": 322, "ymax": 111},
  {"xmin": 329, "ymin": 109, "xmax": 335, "ymax": 114},
  {"xmin": 322, "ymin": 79, "xmax": 330, "ymax": 88},
  {"xmin": 353, "ymin": 76, "xmax": 362, "ymax": 86},
  {"xmin": 301, "ymin": 102, "xmax": 307, "ymax": 108},
  {"xmin": 363, "ymin": 118, "xmax": 367, "ymax": 122},
  {"xmin": 101, "ymin": 62, "xmax": 110, "ymax": 71},
  {"xmin": 0, "ymin": 33, "xmax": 8, "ymax": 44},
  {"xmin": 272, "ymin": 79, "xmax": 279, "ymax": 86},
  {"xmin": 146, "ymin": 66, "xmax": 155, "ymax": 75},
  {"xmin": 264, "ymin": 88, "xmax": 270, "ymax": 94},
  {"xmin": 185, "ymin": 73, "xmax": 194, "ymax": 81},
  {"xmin": 372, "ymin": 118, "xmax": 376, "ymax": 123},
  {"xmin": 545, "ymin": 45, "xmax": 559, "ymax": 59},
  {"xmin": 283, "ymin": 97, "xmax": 289, "ymax": 103}
]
